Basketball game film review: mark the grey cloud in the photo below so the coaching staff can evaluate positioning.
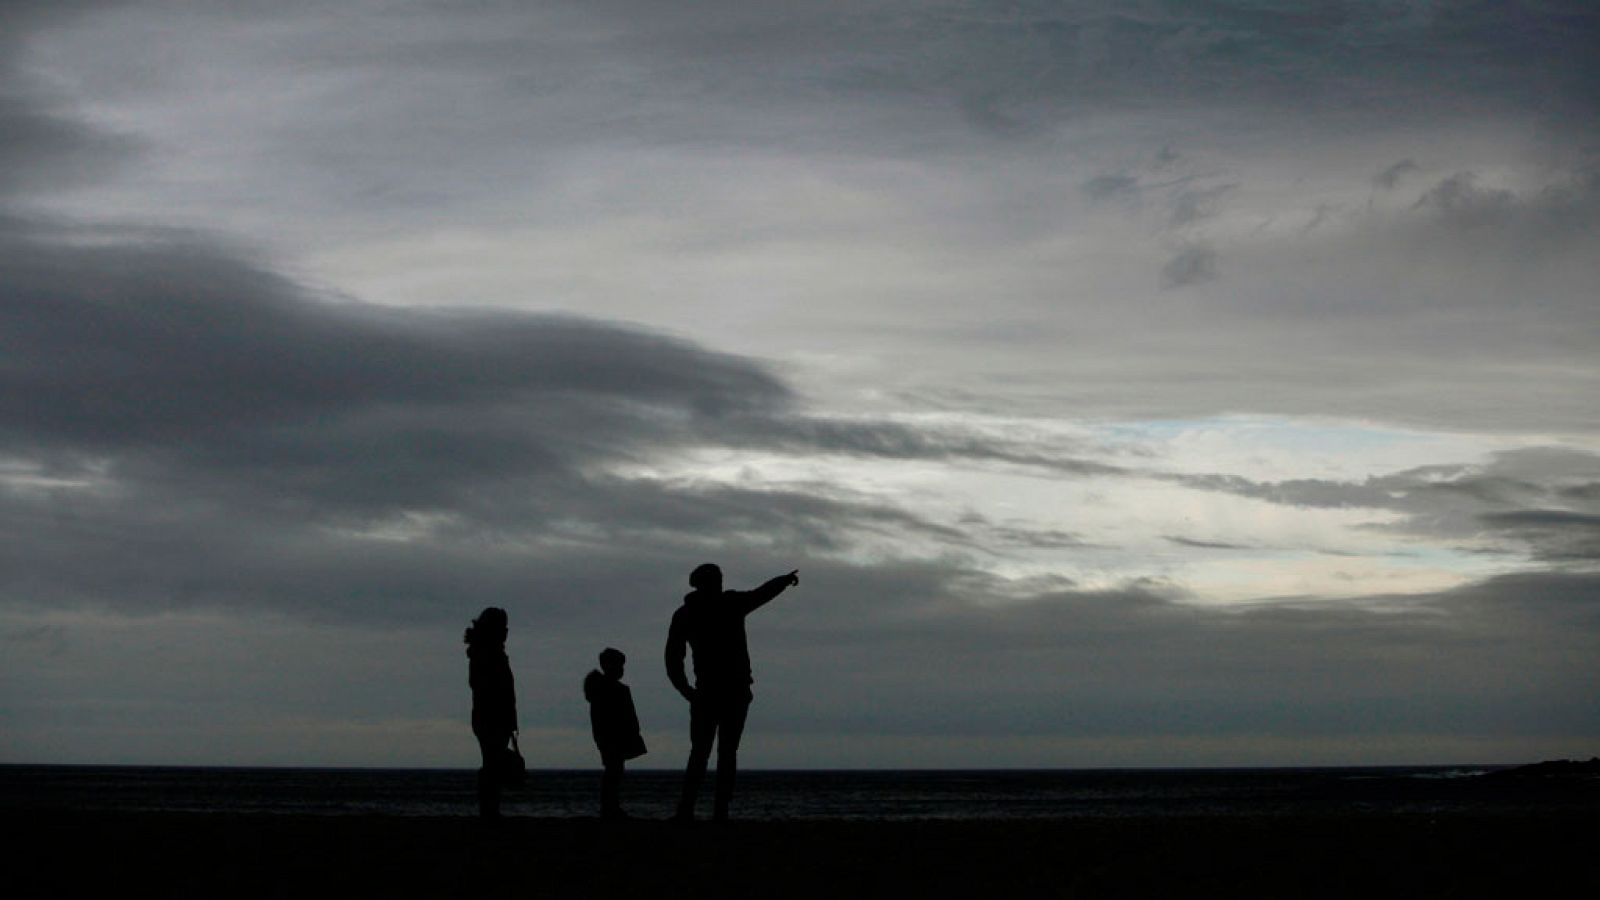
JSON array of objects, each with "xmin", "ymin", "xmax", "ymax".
[
  {"xmin": 0, "ymin": 468, "xmax": 979, "ymax": 625},
  {"xmin": 0, "ymin": 92, "xmax": 137, "ymax": 198},
  {"xmin": 1300, "ymin": 202, "xmax": 1338, "ymax": 234},
  {"xmin": 1560, "ymin": 483, "xmax": 1600, "ymax": 503},
  {"xmin": 12, "ymin": 1, "xmax": 1595, "ymax": 438},
  {"xmin": 1161, "ymin": 244, "xmax": 1217, "ymax": 287},
  {"xmin": 735, "ymin": 416, "xmax": 1131, "ymax": 477},
  {"xmin": 984, "ymin": 526, "xmax": 1095, "ymax": 551},
  {"xmin": 1082, "ymin": 173, "xmax": 1139, "ymax": 202},
  {"xmin": 1373, "ymin": 158, "xmax": 1419, "ymax": 191},
  {"xmin": 8, "ymin": 544, "xmax": 1595, "ymax": 763},
  {"xmin": 1478, "ymin": 510, "xmax": 1600, "ymax": 562},
  {"xmin": 863, "ymin": 2, "xmax": 1600, "ymax": 133},
  {"xmin": 1174, "ymin": 447, "xmax": 1600, "ymax": 562},
  {"xmin": 1016, "ymin": 156, "xmax": 1600, "ymax": 430},
  {"xmin": 584, "ymin": 479, "xmax": 979, "ymax": 557},
  {"xmin": 1, "ymin": 623, "xmax": 69, "ymax": 656},
  {"xmin": 1481, "ymin": 511, "xmax": 1600, "ymax": 528},
  {"xmin": 1407, "ymin": 166, "xmax": 1600, "ymax": 248},
  {"xmin": 1175, "ymin": 467, "xmax": 1452, "ymax": 511},
  {"xmin": 0, "ymin": 2, "xmax": 142, "ymax": 197},
  {"xmin": 0, "ymin": 226, "xmax": 793, "ymax": 506},
  {"xmin": 3, "ymin": 1, "xmax": 1598, "ymax": 769},
  {"xmin": 35, "ymin": 1, "xmax": 1598, "ymax": 201},
  {"xmin": 1, "ymin": 221, "xmax": 1089, "ymax": 624},
  {"xmin": 0, "ymin": 221, "xmax": 1117, "ymax": 623},
  {"xmin": 1169, "ymin": 183, "xmax": 1236, "ymax": 228},
  {"xmin": 0, "ymin": 3, "xmax": 140, "ymax": 201},
  {"xmin": 0, "ymin": 187, "xmax": 940, "ymax": 625},
  {"xmin": 759, "ymin": 567, "xmax": 1600, "ymax": 740},
  {"xmin": 1415, "ymin": 171, "xmax": 1516, "ymax": 222},
  {"xmin": 959, "ymin": 91, "xmax": 1038, "ymax": 140},
  {"xmin": 1164, "ymin": 536, "xmax": 1250, "ymax": 551},
  {"xmin": 955, "ymin": 512, "xmax": 1096, "ymax": 552},
  {"xmin": 1210, "ymin": 448, "xmax": 1599, "ymax": 511}
]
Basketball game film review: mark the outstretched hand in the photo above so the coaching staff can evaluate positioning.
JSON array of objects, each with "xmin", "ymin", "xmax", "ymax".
[{"xmin": 784, "ymin": 569, "xmax": 800, "ymax": 587}]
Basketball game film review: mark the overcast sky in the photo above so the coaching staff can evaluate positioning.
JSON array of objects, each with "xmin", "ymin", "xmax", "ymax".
[{"xmin": 3, "ymin": 1, "xmax": 1597, "ymax": 769}]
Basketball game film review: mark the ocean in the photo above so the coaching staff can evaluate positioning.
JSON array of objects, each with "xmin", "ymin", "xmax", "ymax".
[{"xmin": 2, "ymin": 765, "xmax": 1589, "ymax": 820}]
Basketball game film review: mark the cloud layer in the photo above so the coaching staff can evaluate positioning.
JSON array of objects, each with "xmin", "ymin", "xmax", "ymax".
[{"xmin": 2, "ymin": 1, "xmax": 1596, "ymax": 767}]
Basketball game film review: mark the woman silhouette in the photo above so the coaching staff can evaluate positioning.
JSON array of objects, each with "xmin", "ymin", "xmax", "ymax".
[{"xmin": 464, "ymin": 607, "xmax": 518, "ymax": 819}]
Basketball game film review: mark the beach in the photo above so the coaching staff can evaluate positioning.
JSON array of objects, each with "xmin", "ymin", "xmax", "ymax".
[{"xmin": 10, "ymin": 808, "xmax": 1595, "ymax": 899}]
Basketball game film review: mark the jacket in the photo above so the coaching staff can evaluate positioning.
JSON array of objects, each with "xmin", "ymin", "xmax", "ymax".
[
  {"xmin": 584, "ymin": 671, "xmax": 647, "ymax": 760},
  {"xmin": 468, "ymin": 645, "xmax": 518, "ymax": 736},
  {"xmin": 665, "ymin": 574, "xmax": 791, "ymax": 696}
]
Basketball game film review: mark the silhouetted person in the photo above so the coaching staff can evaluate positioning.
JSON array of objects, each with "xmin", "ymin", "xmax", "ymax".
[
  {"xmin": 666, "ymin": 563, "xmax": 800, "ymax": 822},
  {"xmin": 465, "ymin": 607, "xmax": 518, "ymax": 819},
  {"xmin": 584, "ymin": 647, "xmax": 647, "ymax": 819}
]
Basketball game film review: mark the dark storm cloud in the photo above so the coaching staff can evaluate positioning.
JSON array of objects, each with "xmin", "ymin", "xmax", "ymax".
[
  {"xmin": 0, "ymin": 225, "xmax": 812, "ymax": 508},
  {"xmin": 2, "ymin": 233, "xmax": 788, "ymax": 442},
  {"xmin": 0, "ymin": 219, "xmax": 1134, "ymax": 506}
]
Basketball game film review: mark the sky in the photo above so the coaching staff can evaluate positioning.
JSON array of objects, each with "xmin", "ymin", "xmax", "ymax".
[{"xmin": 2, "ymin": 0, "xmax": 1597, "ymax": 769}]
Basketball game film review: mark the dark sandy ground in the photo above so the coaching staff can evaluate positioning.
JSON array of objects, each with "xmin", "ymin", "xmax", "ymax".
[{"xmin": 8, "ymin": 809, "xmax": 1596, "ymax": 899}]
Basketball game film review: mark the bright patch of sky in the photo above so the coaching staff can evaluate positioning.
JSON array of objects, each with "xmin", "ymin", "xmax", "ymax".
[{"xmin": 623, "ymin": 413, "xmax": 1529, "ymax": 602}]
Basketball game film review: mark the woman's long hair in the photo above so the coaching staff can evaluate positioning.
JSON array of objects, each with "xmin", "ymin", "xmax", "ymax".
[{"xmin": 464, "ymin": 607, "xmax": 508, "ymax": 656}]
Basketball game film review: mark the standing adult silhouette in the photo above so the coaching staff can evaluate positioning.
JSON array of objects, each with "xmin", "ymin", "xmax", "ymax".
[
  {"xmin": 666, "ymin": 563, "xmax": 800, "ymax": 822},
  {"xmin": 464, "ymin": 607, "xmax": 518, "ymax": 819}
]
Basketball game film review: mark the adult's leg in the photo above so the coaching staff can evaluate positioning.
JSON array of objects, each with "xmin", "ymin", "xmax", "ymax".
[
  {"xmin": 676, "ymin": 696, "xmax": 719, "ymax": 820},
  {"xmin": 712, "ymin": 691, "xmax": 752, "ymax": 822}
]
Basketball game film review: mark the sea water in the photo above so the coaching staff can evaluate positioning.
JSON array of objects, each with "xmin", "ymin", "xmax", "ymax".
[{"xmin": 1, "ymin": 765, "xmax": 1588, "ymax": 820}]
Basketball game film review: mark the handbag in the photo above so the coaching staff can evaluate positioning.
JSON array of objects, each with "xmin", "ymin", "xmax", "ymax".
[{"xmin": 500, "ymin": 734, "xmax": 527, "ymax": 788}]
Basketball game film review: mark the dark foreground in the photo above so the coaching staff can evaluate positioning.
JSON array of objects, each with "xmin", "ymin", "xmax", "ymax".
[{"xmin": 9, "ymin": 809, "xmax": 1597, "ymax": 899}]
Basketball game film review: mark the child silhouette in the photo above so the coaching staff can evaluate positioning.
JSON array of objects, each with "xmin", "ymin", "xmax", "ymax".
[{"xmin": 583, "ymin": 647, "xmax": 647, "ymax": 819}]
